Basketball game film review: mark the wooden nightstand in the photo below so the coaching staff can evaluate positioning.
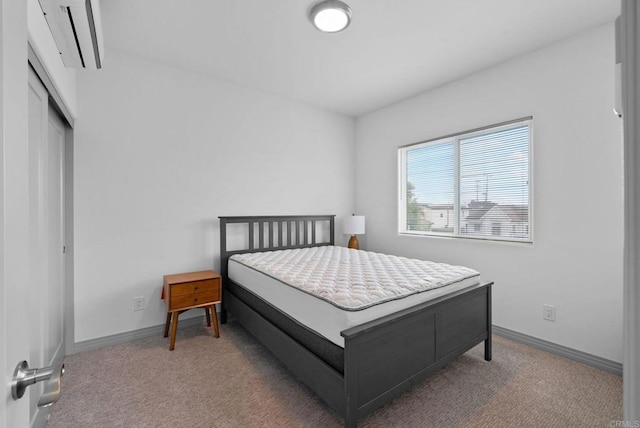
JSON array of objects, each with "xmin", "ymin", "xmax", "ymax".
[{"xmin": 163, "ymin": 270, "xmax": 221, "ymax": 350}]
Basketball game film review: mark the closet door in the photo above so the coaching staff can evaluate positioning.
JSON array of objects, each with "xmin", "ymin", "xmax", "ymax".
[{"xmin": 45, "ymin": 102, "xmax": 66, "ymax": 365}]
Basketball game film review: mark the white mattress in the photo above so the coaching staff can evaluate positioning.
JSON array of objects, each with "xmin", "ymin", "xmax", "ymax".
[{"xmin": 229, "ymin": 246, "xmax": 480, "ymax": 347}]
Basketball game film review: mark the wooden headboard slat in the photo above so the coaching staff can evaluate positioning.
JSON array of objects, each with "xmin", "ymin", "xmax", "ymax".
[
  {"xmin": 304, "ymin": 220, "xmax": 308, "ymax": 245},
  {"xmin": 312, "ymin": 220, "xmax": 316, "ymax": 245},
  {"xmin": 248, "ymin": 220, "xmax": 254, "ymax": 250}
]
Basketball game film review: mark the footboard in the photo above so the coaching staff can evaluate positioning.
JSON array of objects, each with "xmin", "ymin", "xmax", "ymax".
[{"xmin": 341, "ymin": 282, "xmax": 492, "ymax": 427}]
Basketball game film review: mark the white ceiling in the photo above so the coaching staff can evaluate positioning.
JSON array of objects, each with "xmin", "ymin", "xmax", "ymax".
[{"xmin": 100, "ymin": 0, "xmax": 619, "ymax": 117}]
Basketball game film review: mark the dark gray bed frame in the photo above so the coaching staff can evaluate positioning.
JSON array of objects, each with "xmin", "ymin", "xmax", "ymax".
[{"xmin": 219, "ymin": 215, "xmax": 492, "ymax": 428}]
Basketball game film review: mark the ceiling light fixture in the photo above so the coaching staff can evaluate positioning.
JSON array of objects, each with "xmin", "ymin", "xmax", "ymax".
[{"xmin": 308, "ymin": 0, "xmax": 352, "ymax": 33}]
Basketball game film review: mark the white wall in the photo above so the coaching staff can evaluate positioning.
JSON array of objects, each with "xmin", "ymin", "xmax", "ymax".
[
  {"xmin": 355, "ymin": 23, "xmax": 623, "ymax": 362},
  {"xmin": 73, "ymin": 50, "xmax": 355, "ymax": 342}
]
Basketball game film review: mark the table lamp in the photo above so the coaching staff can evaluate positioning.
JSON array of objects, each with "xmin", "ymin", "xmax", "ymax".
[{"xmin": 344, "ymin": 214, "xmax": 365, "ymax": 249}]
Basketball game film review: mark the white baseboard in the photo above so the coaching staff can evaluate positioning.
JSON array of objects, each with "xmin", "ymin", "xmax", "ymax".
[
  {"xmin": 493, "ymin": 325, "xmax": 622, "ymax": 376},
  {"xmin": 71, "ymin": 315, "xmax": 206, "ymax": 354}
]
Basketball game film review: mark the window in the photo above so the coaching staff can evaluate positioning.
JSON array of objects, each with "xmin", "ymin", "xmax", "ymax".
[{"xmin": 398, "ymin": 118, "xmax": 532, "ymax": 242}]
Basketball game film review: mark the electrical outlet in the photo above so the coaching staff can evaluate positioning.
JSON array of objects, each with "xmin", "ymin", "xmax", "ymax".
[
  {"xmin": 543, "ymin": 304, "xmax": 556, "ymax": 321},
  {"xmin": 133, "ymin": 296, "xmax": 145, "ymax": 311}
]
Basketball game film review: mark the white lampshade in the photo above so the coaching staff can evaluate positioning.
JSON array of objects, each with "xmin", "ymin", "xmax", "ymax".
[{"xmin": 343, "ymin": 215, "xmax": 365, "ymax": 235}]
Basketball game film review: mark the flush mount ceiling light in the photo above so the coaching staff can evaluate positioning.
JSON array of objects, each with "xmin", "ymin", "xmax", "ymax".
[{"xmin": 308, "ymin": 0, "xmax": 352, "ymax": 33}]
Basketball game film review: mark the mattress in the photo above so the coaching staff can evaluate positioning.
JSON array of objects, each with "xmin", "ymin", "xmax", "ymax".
[{"xmin": 229, "ymin": 246, "xmax": 480, "ymax": 347}]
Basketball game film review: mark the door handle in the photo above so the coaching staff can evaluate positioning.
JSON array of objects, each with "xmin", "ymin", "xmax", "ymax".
[{"xmin": 11, "ymin": 360, "xmax": 65, "ymax": 408}]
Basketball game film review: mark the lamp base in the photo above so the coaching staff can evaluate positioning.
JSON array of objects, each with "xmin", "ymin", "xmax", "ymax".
[{"xmin": 347, "ymin": 235, "xmax": 359, "ymax": 250}]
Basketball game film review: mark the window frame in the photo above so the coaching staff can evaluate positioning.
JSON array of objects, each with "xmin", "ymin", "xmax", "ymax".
[{"xmin": 398, "ymin": 117, "xmax": 534, "ymax": 243}]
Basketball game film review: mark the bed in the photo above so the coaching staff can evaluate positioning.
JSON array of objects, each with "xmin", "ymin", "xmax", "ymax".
[{"xmin": 219, "ymin": 215, "xmax": 492, "ymax": 428}]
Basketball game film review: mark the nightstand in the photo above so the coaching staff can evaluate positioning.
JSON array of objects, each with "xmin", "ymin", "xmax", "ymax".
[{"xmin": 163, "ymin": 270, "xmax": 221, "ymax": 350}]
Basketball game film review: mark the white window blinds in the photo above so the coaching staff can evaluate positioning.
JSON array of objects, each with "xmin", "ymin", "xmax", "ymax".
[{"xmin": 399, "ymin": 118, "xmax": 532, "ymax": 242}]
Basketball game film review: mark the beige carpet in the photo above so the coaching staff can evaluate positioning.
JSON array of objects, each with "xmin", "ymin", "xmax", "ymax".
[{"xmin": 46, "ymin": 321, "xmax": 622, "ymax": 428}]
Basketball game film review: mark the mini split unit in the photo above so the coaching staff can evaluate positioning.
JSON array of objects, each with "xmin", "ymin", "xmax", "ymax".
[{"xmin": 38, "ymin": 0, "xmax": 104, "ymax": 69}]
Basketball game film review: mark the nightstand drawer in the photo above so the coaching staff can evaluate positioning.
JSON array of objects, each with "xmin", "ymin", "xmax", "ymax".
[
  {"xmin": 171, "ymin": 279, "xmax": 220, "ymax": 297},
  {"xmin": 169, "ymin": 279, "xmax": 220, "ymax": 311},
  {"xmin": 171, "ymin": 291, "xmax": 217, "ymax": 309}
]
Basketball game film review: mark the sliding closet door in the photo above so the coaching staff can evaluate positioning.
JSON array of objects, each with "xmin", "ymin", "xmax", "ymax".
[
  {"xmin": 45, "ymin": 103, "xmax": 66, "ymax": 363},
  {"xmin": 27, "ymin": 66, "xmax": 66, "ymax": 426}
]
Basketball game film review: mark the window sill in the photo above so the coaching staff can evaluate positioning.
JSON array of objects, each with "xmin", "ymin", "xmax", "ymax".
[{"xmin": 398, "ymin": 231, "xmax": 534, "ymax": 246}]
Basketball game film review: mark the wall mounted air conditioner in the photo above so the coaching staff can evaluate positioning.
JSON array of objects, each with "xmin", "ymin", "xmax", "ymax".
[{"xmin": 38, "ymin": 0, "xmax": 104, "ymax": 69}]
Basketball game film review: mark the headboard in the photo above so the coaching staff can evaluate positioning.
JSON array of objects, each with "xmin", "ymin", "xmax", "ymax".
[{"xmin": 218, "ymin": 215, "xmax": 335, "ymax": 283}]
